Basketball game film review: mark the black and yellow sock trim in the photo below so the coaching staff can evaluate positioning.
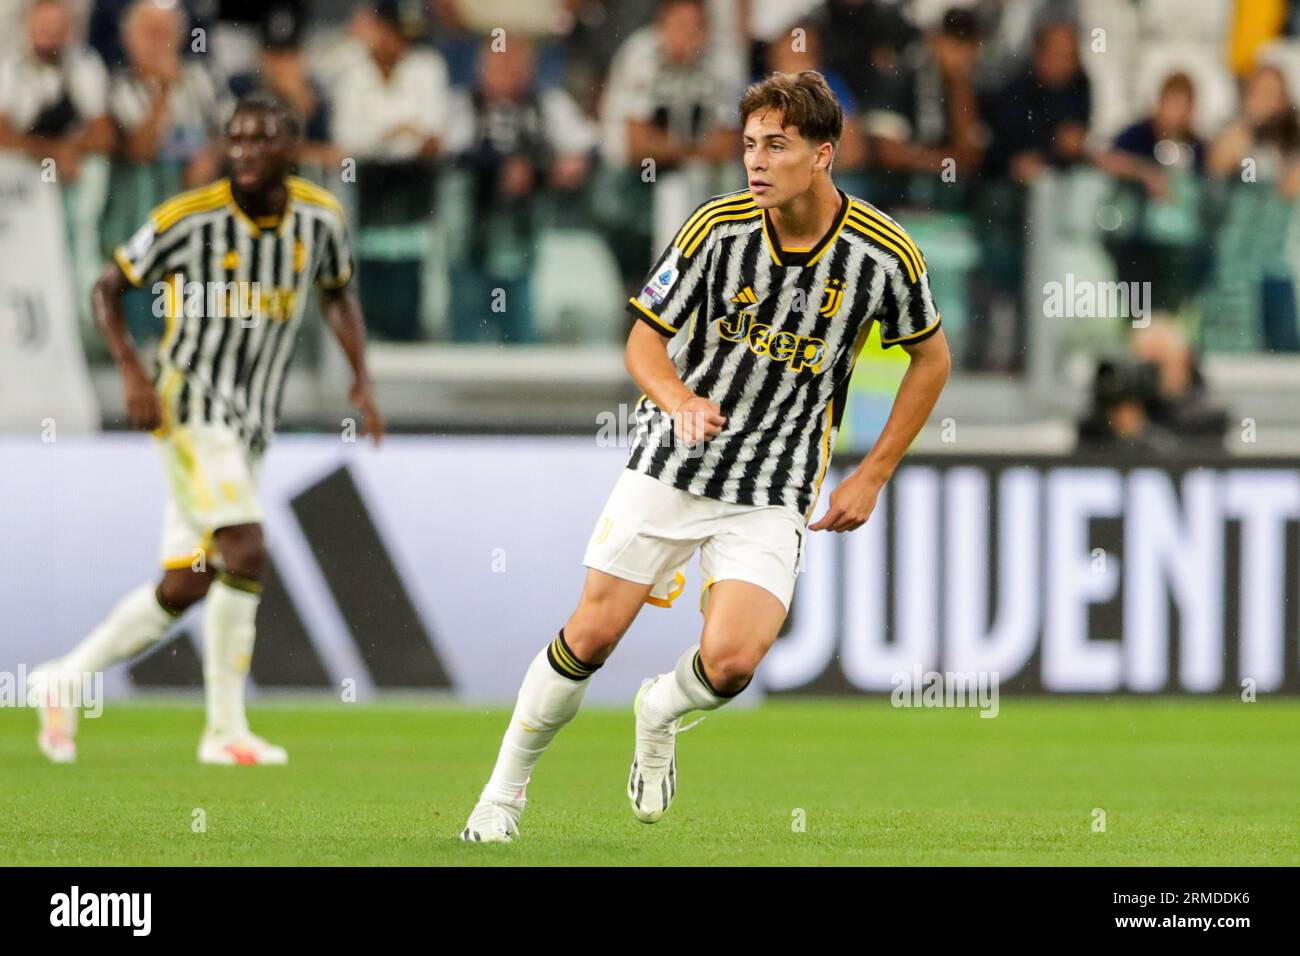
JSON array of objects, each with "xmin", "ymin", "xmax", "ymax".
[
  {"xmin": 693, "ymin": 650, "xmax": 749, "ymax": 699},
  {"xmin": 546, "ymin": 628, "xmax": 600, "ymax": 681},
  {"xmin": 216, "ymin": 570, "xmax": 263, "ymax": 595}
]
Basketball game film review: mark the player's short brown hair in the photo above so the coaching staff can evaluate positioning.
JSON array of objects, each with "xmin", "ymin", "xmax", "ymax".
[{"xmin": 739, "ymin": 71, "xmax": 843, "ymax": 146}]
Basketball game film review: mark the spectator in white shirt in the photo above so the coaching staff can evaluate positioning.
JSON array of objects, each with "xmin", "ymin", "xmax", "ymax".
[
  {"xmin": 331, "ymin": 0, "xmax": 450, "ymax": 162},
  {"xmin": 0, "ymin": 0, "xmax": 113, "ymax": 182},
  {"xmin": 600, "ymin": 0, "xmax": 739, "ymax": 275},
  {"xmin": 109, "ymin": 0, "xmax": 221, "ymax": 187},
  {"xmin": 600, "ymin": 0, "xmax": 737, "ymax": 171}
]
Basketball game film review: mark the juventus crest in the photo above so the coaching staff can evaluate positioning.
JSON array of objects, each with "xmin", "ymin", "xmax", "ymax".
[{"xmin": 819, "ymin": 278, "xmax": 845, "ymax": 318}]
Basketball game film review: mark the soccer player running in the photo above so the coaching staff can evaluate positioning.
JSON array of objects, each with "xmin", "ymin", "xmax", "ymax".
[
  {"xmin": 462, "ymin": 71, "xmax": 949, "ymax": 841},
  {"xmin": 31, "ymin": 93, "xmax": 384, "ymax": 765}
]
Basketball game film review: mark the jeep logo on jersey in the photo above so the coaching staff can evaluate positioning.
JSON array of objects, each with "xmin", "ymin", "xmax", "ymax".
[{"xmin": 717, "ymin": 310, "xmax": 827, "ymax": 373}]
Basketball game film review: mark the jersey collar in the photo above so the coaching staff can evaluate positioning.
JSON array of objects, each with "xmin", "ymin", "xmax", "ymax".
[
  {"xmin": 761, "ymin": 189, "xmax": 850, "ymax": 268},
  {"xmin": 222, "ymin": 178, "xmax": 295, "ymax": 237}
]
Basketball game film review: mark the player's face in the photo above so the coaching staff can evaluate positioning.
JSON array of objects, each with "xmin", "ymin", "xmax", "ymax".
[
  {"xmin": 743, "ymin": 109, "xmax": 826, "ymax": 208},
  {"xmin": 224, "ymin": 110, "xmax": 293, "ymax": 193}
]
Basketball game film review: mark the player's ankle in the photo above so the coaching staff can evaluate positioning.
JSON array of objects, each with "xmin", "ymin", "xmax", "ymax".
[{"xmin": 481, "ymin": 781, "xmax": 527, "ymax": 808}]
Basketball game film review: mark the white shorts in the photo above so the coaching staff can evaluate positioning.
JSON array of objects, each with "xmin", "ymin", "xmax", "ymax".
[
  {"xmin": 155, "ymin": 422, "xmax": 263, "ymax": 570},
  {"xmin": 582, "ymin": 469, "xmax": 807, "ymax": 613}
]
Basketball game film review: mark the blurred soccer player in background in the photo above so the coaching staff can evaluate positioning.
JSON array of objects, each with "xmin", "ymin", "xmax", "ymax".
[{"xmin": 30, "ymin": 93, "xmax": 384, "ymax": 766}]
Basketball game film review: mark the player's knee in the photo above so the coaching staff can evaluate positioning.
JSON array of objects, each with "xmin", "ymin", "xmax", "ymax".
[
  {"xmin": 156, "ymin": 569, "xmax": 212, "ymax": 611},
  {"xmin": 214, "ymin": 524, "xmax": 266, "ymax": 580},
  {"xmin": 700, "ymin": 647, "xmax": 759, "ymax": 697}
]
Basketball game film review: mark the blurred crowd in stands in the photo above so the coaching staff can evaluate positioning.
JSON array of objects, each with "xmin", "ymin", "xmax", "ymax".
[{"xmin": 0, "ymin": 0, "xmax": 1296, "ymax": 443}]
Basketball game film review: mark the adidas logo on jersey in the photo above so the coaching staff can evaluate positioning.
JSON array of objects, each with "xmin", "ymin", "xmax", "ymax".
[{"xmin": 729, "ymin": 286, "xmax": 758, "ymax": 305}]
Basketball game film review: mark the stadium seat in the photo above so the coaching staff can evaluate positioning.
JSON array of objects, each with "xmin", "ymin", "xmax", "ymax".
[
  {"xmin": 1138, "ymin": 0, "xmax": 1234, "ymax": 46},
  {"xmin": 1081, "ymin": 54, "xmax": 1137, "ymax": 144},
  {"xmin": 1077, "ymin": 0, "xmax": 1143, "ymax": 141},
  {"xmin": 531, "ymin": 229, "xmax": 626, "ymax": 344},
  {"xmin": 1079, "ymin": 0, "xmax": 1141, "ymax": 70}
]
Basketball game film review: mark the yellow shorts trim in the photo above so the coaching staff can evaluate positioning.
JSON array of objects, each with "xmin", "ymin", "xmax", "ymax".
[
  {"xmin": 645, "ymin": 571, "xmax": 686, "ymax": 609},
  {"xmin": 698, "ymin": 576, "xmax": 716, "ymax": 614},
  {"xmin": 160, "ymin": 530, "xmax": 215, "ymax": 571}
]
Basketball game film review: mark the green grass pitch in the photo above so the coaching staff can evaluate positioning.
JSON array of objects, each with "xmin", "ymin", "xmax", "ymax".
[{"xmin": 2, "ymin": 697, "xmax": 1298, "ymax": 866}]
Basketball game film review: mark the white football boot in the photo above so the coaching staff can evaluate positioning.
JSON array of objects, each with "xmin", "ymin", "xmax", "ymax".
[
  {"xmin": 198, "ymin": 730, "xmax": 288, "ymax": 766},
  {"xmin": 460, "ymin": 797, "xmax": 524, "ymax": 843},
  {"xmin": 30, "ymin": 667, "xmax": 77, "ymax": 764},
  {"xmin": 628, "ymin": 676, "xmax": 702, "ymax": 824}
]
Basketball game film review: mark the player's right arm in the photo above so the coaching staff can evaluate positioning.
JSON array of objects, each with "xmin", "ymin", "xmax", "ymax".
[
  {"xmin": 624, "ymin": 196, "xmax": 735, "ymax": 445},
  {"xmin": 105, "ymin": 190, "xmax": 208, "ymax": 430},
  {"xmin": 624, "ymin": 322, "xmax": 725, "ymax": 444},
  {"xmin": 92, "ymin": 262, "xmax": 161, "ymax": 431}
]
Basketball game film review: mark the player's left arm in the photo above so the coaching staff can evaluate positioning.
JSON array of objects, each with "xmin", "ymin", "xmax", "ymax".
[
  {"xmin": 320, "ymin": 285, "xmax": 385, "ymax": 447},
  {"xmin": 809, "ymin": 328, "xmax": 950, "ymax": 532}
]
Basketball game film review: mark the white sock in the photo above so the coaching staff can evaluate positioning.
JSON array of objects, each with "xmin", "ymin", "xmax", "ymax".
[
  {"xmin": 481, "ymin": 631, "xmax": 597, "ymax": 806},
  {"xmin": 640, "ymin": 645, "xmax": 734, "ymax": 730},
  {"xmin": 203, "ymin": 574, "xmax": 260, "ymax": 738},
  {"xmin": 52, "ymin": 583, "xmax": 178, "ymax": 676}
]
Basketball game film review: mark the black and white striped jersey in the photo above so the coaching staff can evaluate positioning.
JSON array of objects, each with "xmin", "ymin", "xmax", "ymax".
[
  {"xmin": 115, "ymin": 176, "xmax": 353, "ymax": 453},
  {"xmin": 625, "ymin": 187, "xmax": 940, "ymax": 519}
]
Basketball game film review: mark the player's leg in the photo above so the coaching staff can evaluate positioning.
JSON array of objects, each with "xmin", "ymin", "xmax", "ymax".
[
  {"xmin": 197, "ymin": 520, "xmax": 286, "ymax": 765},
  {"xmin": 35, "ymin": 568, "xmax": 209, "ymax": 689},
  {"xmin": 630, "ymin": 581, "xmax": 787, "ymax": 822},
  {"xmin": 630, "ymin": 505, "xmax": 801, "ymax": 822},
  {"xmin": 30, "ymin": 510, "xmax": 213, "ymax": 763},
  {"xmin": 462, "ymin": 470, "xmax": 699, "ymax": 841},
  {"xmin": 699, "ymin": 578, "xmax": 789, "ymax": 688},
  {"xmin": 461, "ymin": 568, "xmax": 651, "ymax": 842},
  {"xmin": 164, "ymin": 421, "xmax": 281, "ymax": 765}
]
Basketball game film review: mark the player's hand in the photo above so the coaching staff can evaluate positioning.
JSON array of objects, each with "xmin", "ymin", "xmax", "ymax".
[
  {"xmin": 809, "ymin": 469, "xmax": 885, "ymax": 533},
  {"xmin": 350, "ymin": 380, "xmax": 385, "ymax": 447},
  {"xmin": 672, "ymin": 396, "xmax": 726, "ymax": 445},
  {"xmin": 122, "ymin": 364, "xmax": 162, "ymax": 431}
]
